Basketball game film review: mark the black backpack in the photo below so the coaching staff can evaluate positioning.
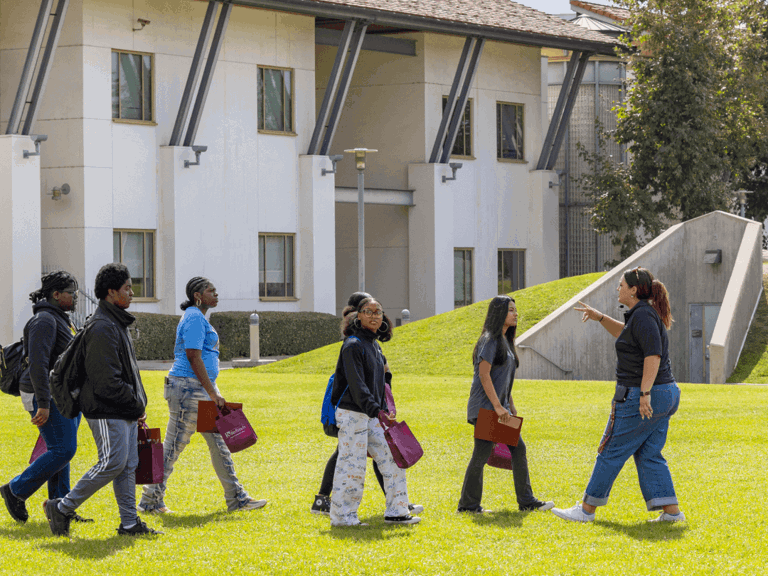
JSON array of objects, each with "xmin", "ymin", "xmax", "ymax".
[
  {"xmin": 0, "ymin": 339, "xmax": 29, "ymax": 396},
  {"xmin": 49, "ymin": 324, "xmax": 89, "ymax": 419}
]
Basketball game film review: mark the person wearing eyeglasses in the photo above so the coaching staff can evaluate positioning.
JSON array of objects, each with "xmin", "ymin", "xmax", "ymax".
[
  {"xmin": 552, "ymin": 266, "xmax": 684, "ymax": 523},
  {"xmin": 329, "ymin": 297, "xmax": 421, "ymax": 527},
  {"xmin": 2, "ymin": 271, "xmax": 92, "ymax": 525}
]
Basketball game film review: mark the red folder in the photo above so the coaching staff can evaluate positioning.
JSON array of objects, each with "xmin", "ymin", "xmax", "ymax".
[
  {"xmin": 197, "ymin": 400, "xmax": 243, "ymax": 433},
  {"xmin": 473, "ymin": 407, "xmax": 523, "ymax": 446}
]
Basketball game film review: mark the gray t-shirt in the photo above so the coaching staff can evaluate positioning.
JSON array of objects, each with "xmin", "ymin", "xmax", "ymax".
[{"xmin": 466, "ymin": 335, "xmax": 515, "ymax": 424}]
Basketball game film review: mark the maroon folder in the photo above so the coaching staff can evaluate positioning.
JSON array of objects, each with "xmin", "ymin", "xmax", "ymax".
[
  {"xmin": 197, "ymin": 400, "xmax": 243, "ymax": 433},
  {"xmin": 473, "ymin": 407, "xmax": 523, "ymax": 447}
]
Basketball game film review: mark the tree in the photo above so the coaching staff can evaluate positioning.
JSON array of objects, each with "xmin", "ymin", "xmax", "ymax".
[{"xmin": 581, "ymin": 0, "xmax": 768, "ymax": 261}]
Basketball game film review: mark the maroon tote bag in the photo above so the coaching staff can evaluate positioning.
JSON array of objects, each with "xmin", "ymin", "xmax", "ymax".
[
  {"xmin": 29, "ymin": 434, "xmax": 47, "ymax": 464},
  {"xmin": 378, "ymin": 412, "xmax": 423, "ymax": 469},
  {"xmin": 487, "ymin": 443, "xmax": 513, "ymax": 470},
  {"xmin": 135, "ymin": 422, "xmax": 164, "ymax": 485},
  {"xmin": 216, "ymin": 405, "xmax": 258, "ymax": 453}
]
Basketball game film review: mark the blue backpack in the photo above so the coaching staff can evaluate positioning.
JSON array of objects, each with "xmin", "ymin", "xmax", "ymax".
[{"xmin": 321, "ymin": 374, "xmax": 348, "ymax": 438}]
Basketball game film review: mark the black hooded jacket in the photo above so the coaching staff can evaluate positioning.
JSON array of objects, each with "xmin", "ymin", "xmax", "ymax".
[
  {"xmin": 331, "ymin": 327, "xmax": 389, "ymax": 418},
  {"xmin": 78, "ymin": 300, "xmax": 147, "ymax": 421},
  {"xmin": 18, "ymin": 301, "xmax": 76, "ymax": 409}
]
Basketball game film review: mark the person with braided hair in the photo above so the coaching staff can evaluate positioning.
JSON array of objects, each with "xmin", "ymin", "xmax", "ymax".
[
  {"xmin": 138, "ymin": 277, "xmax": 266, "ymax": 515},
  {"xmin": 1, "ymin": 271, "xmax": 92, "ymax": 524},
  {"xmin": 552, "ymin": 266, "xmax": 685, "ymax": 523}
]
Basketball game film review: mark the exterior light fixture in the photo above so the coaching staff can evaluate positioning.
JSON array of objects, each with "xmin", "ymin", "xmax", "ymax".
[
  {"xmin": 23, "ymin": 134, "xmax": 48, "ymax": 158},
  {"xmin": 49, "ymin": 183, "xmax": 70, "ymax": 201},
  {"xmin": 322, "ymin": 154, "xmax": 344, "ymax": 176},
  {"xmin": 442, "ymin": 162, "xmax": 463, "ymax": 183},
  {"xmin": 184, "ymin": 145, "xmax": 207, "ymax": 168},
  {"xmin": 343, "ymin": 148, "xmax": 377, "ymax": 291},
  {"xmin": 134, "ymin": 18, "xmax": 150, "ymax": 31},
  {"xmin": 733, "ymin": 189, "xmax": 752, "ymax": 219}
]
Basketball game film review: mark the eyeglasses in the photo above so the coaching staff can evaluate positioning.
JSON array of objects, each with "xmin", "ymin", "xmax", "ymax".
[{"xmin": 361, "ymin": 309, "xmax": 383, "ymax": 318}]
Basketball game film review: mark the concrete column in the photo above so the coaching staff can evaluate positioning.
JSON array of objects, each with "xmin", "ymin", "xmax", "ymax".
[
  {"xmin": 298, "ymin": 155, "xmax": 336, "ymax": 314},
  {"xmin": 527, "ymin": 170, "xmax": 559, "ymax": 286},
  {"xmin": 0, "ymin": 135, "xmax": 42, "ymax": 342},
  {"xmin": 407, "ymin": 163, "xmax": 454, "ymax": 321}
]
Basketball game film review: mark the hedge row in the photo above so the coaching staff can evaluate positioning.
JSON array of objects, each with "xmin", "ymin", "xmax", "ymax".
[{"xmin": 130, "ymin": 311, "xmax": 342, "ymax": 361}]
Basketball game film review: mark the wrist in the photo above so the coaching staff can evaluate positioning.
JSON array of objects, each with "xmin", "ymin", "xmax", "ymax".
[
  {"xmin": 640, "ymin": 390, "xmax": 651, "ymax": 397},
  {"xmin": 599, "ymin": 314, "xmax": 605, "ymax": 323}
]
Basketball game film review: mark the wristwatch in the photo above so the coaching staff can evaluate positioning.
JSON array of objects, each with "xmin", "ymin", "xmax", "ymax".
[{"xmin": 640, "ymin": 390, "xmax": 651, "ymax": 397}]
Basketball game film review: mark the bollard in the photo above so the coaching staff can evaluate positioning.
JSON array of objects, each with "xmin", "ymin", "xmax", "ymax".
[
  {"xmin": 249, "ymin": 313, "xmax": 260, "ymax": 363},
  {"xmin": 401, "ymin": 309, "xmax": 410, "ymax": 325}
]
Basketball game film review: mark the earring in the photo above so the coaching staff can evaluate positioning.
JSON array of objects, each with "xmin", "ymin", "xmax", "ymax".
[
  {"xmin": 353, "ymin": 318, "xmax": 361, "ymax": 328},
  {"xmin": 379, "ymin": 321, "xmax": 389, "ymax": 332},
  {"xmin": 195, "ymin": 298, "xmax": 202, "ymax": 307}
]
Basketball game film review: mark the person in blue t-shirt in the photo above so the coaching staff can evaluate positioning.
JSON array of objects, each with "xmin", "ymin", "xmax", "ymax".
[
  {"xmin": 138, "ymin": 277, "xmax": 266, "ymax": 514},
  {"xmin": 458, "ymin": 295, "xmax": 554, "ymax": 514},
  {"xmin": 553, "ymin": 266, "xmax": 684, "ymax": 523}
]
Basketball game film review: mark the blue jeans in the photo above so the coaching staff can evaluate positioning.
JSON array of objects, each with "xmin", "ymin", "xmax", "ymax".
[
  {"xmin": 139, "ymin": 375, "xmax": 250, "ymax": 512},
  {"xmin": 9, "ymin": 398, "xmax": 80, "ymax": 500},
  {"xmin": 584, "ymin": 383, "xmax": 681, "ymax": 511}
]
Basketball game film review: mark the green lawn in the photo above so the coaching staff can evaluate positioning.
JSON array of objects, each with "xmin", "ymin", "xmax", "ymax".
[{"xmin": 1, "ymin": 371, "xmax": 765, "ymax": 575}]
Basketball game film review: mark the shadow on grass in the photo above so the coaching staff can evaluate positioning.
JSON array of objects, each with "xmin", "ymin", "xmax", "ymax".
[
  {"xmin": 39, "ymin": 534, "xmax": 139, "ymax": 559},
  {"xmin": 156, "ymin": 509, "xmax": 235, "ymax": 529},
  {"xmin": 596, "ymin": 519, "xmax": 689, "ymax": 541},
  {"xmin": 321, "ymin": 517, "xmax": 427, "ymax": 541},
  {"xmin": 464, "ymin": 509, "xmax": 526, "ymax": 528}
]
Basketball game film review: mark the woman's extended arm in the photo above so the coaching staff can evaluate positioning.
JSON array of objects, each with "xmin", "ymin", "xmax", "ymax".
[
  {"xmin": 574, "ymin": 300, "xmax": 624, "ymax": 338},
  {"xmin": 479, "ymin": 360, "xmax": 512, "ymax": 424},
  {"xmin": 185, "ymin": 349, "xmax": 226, "ymax": 408}
]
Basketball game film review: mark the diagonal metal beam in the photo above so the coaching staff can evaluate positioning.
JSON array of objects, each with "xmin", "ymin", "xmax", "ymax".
[
  {"xmin": 169, "ymin": 0, "xmax": 219, "ymax": 146},
  {"xmin": 429, "ymin": 37, "xmax": 473, "ymax": 163},
  {"xmin": 536, "ymin": 50, "xmax": 580, "ymax": 170},
  {"xmin": 307, "ymin": 20, "xmax": 355, "ymax": 155},
  {"xmin": 440, "ymin": 38, "xmax": 484, "ymax": 165},
  {"xmin": 6, "ymin": 0, "xmax": 53, "ymax": 134},
  {"xmin": 546, "ymin": 52, "xmax": 591, "ymax": 170},
  {"xmin": 22, "ymin": 0, "xmax": 70, "ymax": 135},
  {"xmin": 184, "ymin": 1, "xmax": 232, "ymax": 147},
  {"xmin": 319, "ymin": 20, "xmax": 368, "ymax": 156}
]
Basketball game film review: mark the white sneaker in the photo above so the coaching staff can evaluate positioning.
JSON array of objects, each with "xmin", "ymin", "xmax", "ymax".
[
  {"xmin": 237, "ymin": 499, "xmax": 267, "ymax": 511},
  {"xmin": 384, "ymin": 515, "xmax": 421, "ymax": 525},
  {"xmin": 408, "ymin": 503, "xmax": 424, "ymax": 514},
  {"xmin": 551, "ymin": 503, "xmax": 595, "ymax": 523},
  {"xmin": 137, "ymin": 505, "xmax": 172, "ymax": 515},
  {"xmin": 649, "ymin": 511, "xmax": 685, "ymax": 522}
]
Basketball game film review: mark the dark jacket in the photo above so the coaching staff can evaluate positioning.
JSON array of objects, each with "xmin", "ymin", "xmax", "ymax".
[
  {"xmin": 18, "ymin": 301, "xmax": 75, "ymax": 409},
  {"xmin": 331, "ymin": 328, "xmax": 389, "ymax": 418},
  {"xmin": 79, "ymin": 300, "xmax": 147, "ymax": 421}
]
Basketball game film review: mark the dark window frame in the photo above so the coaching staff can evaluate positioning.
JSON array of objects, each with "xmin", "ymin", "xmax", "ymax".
[
  {"xmin": 113, "ymin": 229, "xmax": 156, "ymax": 300},
  {"xmin": 496, "ymin": 101, "xmax": 524, "ymax": 161},
  {"xmin": 454, "ymin": 248, "xmax": 473, "ymax": 308},
  {"xmin": 498, "ymin": 249, "xmax": 526, "ymax": 293},
  {"xmin": 258, "ymin": 233, "xmax": 296, "ymax": 299},
  {"xmin": 441, "ymin": 96, "xmax": 473, "ymax": 159}
]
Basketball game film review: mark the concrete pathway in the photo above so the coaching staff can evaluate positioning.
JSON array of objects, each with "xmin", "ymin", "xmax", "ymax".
[{"xmin": 137, "ymin": 356, "xmax": 291, "ymax": 371}]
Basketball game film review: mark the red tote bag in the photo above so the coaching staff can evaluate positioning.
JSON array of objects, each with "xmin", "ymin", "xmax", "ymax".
[
  {"xmin": 487, "ymin": 443, "xmax": 513, "ymax": 470},
  {"xmin": 29, "ymin": 434, "xmax": 47, "ymax": 464},
  {"xmin": 378, "ymin": 412, "xmax": 423, "ymax": 469},
  {"xmin": 135, "ymin": 422, "xmax": 164, "ymax": 485},
  {"xmin": 216, "ymin": 405, "xmax": 258, "ymax": 453}
]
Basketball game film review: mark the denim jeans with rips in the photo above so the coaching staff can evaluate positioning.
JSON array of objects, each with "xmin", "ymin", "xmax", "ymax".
[
  {"xmin": 584, "ymin": 382, "xmax": 681, "ymax": 511},
  {"xmin": 139, "ymin": 375, "xmax": 251, "ymax": 512}
]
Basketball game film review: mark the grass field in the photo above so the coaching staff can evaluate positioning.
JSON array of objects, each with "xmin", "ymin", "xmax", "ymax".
[{"xmin": 1, "ymin": 273, "xmax": 766, "ymax": 575}]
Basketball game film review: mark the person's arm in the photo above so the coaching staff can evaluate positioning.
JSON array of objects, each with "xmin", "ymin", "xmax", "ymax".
[
  {"xmin": 26, "ymin": 315, "xmax": 56, "ymax": 426},
  {"xmin": 574, "ymin": 300, "xmax": 624, "ymax": 338},
  {"xmin": 639, "ymin": 355, "xmax": 660, "ymax": 419},
  {"xmin": 479, "ymin": 360, "xmax": 512, "ymax": 424},
  {"xmin": 185, "ymin": 349, "xmax": 225, "ymax": 407}
]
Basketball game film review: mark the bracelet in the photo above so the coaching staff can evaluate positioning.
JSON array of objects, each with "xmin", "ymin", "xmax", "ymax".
[
  {"xmin": 640, "ymin": 390, "xmax": 651, "ymax": 397},
  {"xmin": 599, "ymin": 314, "xmax": 604, "ymax": 323}
]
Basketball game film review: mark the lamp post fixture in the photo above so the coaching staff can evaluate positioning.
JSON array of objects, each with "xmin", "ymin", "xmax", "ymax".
[
  {"xmin": 344, "ymin": 147, "xmax": 377, "ymax": 292},
  {"xmin": 734, "ymin": 189, "xmax": 752, "ymax": 219}
]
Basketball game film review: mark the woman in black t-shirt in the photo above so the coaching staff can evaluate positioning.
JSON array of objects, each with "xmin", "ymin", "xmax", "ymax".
[{"xmin": 552, "ymin": 267, "xmax": 684, "ymax": 523}]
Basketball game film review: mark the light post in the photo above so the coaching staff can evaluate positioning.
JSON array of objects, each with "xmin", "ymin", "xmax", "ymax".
[
  {"xmin": 734, "ymin": 189, "xmax": 752, "ymax": 219},
  {"xmin": 344, "ymin": 147, "xmax": 377, "ymax": 291}
]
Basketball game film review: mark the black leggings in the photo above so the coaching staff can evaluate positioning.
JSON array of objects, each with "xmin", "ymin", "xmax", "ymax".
[{"xmin": 318, "ymin": 447, "xmax": 385, "ymax": 496}]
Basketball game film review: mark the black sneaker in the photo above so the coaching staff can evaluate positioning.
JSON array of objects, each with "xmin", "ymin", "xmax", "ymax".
[
  {"xmin": 384, "ymin": 514, "xmax": 421, "ymax": 525},
  {"xmin": 457, "ymin": 507, "xmax": 493, "ymax": 514},
  {"xmin": 1, "ymin": 483, "xmax": 28, "ymax": 523},
  {"xmin": 117, "ymin": 518, "xmax": 163, "ymax": 536},
  {"xmin": 73, "ymin": 513, "xmax": 94, "ymax": 523},
  {"xmin": 310, "ymin": 494, "xmax": 330, "ymax": 516},
  {"xmin": 43, "ymin": 498, "xmax": 73, "ymax": 536},
  {"xmin": 519, "ymin": 499, "xmax": 555, "ymax": 512}
]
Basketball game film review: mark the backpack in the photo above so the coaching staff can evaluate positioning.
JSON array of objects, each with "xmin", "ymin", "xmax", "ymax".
[
  {"xmin": 49, "ymin": 324, "xmax": 89, "ymax": 419},
  {"xmin": 0, "ymin": 339, "xmax": 28, "ymax": 396},
  {"xmin": 321, "ymin": 374, "xmax": 349, "ymax": 438}
]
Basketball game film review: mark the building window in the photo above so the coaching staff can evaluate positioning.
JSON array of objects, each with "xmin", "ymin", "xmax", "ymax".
[
  {"xmin": 113, "ymin": 230, "xmax": 155, "ymax": 298},
  {"xmin": 498, "ymin": 249, "xmax": 525, "ymax": 293},
  {"xmin": 454, "ymin": 249, "xmax": 473, "ymax": 308},
  {"xmin": 497, "ymin": 102, "xmax": 524, "ymax": 161},
  {"xmin": 112, "ymin": 50, "xmax": 154, "ymax": 123},
  {"xmin": 442, "ymin": 97, "xmax": 472, "ymax": 158},
  {"xmin": 259, "ymin": 234, "xmax": 295, "ymax": 298},
  {"xmin": 258, "ymin": 66, "xmax": 294, "ymax": 133}
]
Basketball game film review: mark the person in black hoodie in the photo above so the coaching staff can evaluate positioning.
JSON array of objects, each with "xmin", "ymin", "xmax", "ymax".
[
  {"xmin": 43, "ymin": 263, "xmax": 161, "ymax": 537},
  {"xmin": 1, "ymin": 272, "xmax": 92, "ymax": 524},
  {"xmin": 329, "ymin": 297, "xmax": 420, "ymax": 527}
]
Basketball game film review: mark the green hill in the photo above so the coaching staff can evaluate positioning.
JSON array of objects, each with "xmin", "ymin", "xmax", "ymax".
[
  {"xmin": 255, "ymin": 272, "xmax": 604, "ymax": 377},
  {"xmin": 727, "ymin": 273, "xmax": 768, "ymax": 384}
]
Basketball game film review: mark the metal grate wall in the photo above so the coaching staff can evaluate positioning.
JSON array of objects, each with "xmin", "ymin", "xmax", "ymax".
[{"xmin": 549, "ymin": 59, "xmax": 626, "ymax": 278}]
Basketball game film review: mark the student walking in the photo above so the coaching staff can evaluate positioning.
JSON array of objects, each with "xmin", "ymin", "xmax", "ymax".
[
  {"xmin": 1, "ymin": 272, "xmax": 91, "ymax": 524},
  {"xmin": 458, "ymin": 295, "xmax": 554, "ymax": 514},
  {"xmin": 43, "ymin": 263, "xmax": 160, "ymax": 537},
  {"xmin": 138, "ymin": 277, "xmax": 266, "ymax": 515},
  {"xmin": 552, "ymin": 267, "xmax": 684, "ymax": 523}
]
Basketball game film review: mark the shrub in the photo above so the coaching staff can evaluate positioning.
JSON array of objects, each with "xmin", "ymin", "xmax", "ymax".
[
  {"xmin": 210, "ymin": 311, "xmax": 341, "ymax": 360},
  {"xmin": 131, "ymin": 312, "xmax": 180, "ymax": 361}
]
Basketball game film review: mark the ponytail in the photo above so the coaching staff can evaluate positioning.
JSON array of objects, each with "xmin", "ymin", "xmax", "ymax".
[
  {"xmin": 650, "ymin": 279, "xmax": 673, "ymax": 330},
  {"xmin": 180, "ymin": 276, "xmax": 210, "ymax": 311},
  {"xmin": 30, "ymin": 271, "xmax": 77, "ymax": 304}
]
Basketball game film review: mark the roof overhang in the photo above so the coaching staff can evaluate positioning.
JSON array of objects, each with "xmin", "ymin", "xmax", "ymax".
[{"xmin": 231, "ymin": 0, "xmax": 619, "ymax": 56}]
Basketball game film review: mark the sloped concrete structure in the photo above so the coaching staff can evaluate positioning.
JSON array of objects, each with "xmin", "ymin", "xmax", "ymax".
[{"xmin": 516, "ymin": 211, "xmax": 763, "ymax": 383}]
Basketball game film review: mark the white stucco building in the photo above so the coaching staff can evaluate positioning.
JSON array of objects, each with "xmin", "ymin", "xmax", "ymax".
[{"xmin": 1, "ymin": 0, "xmax": 616, "ymax": 342}]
